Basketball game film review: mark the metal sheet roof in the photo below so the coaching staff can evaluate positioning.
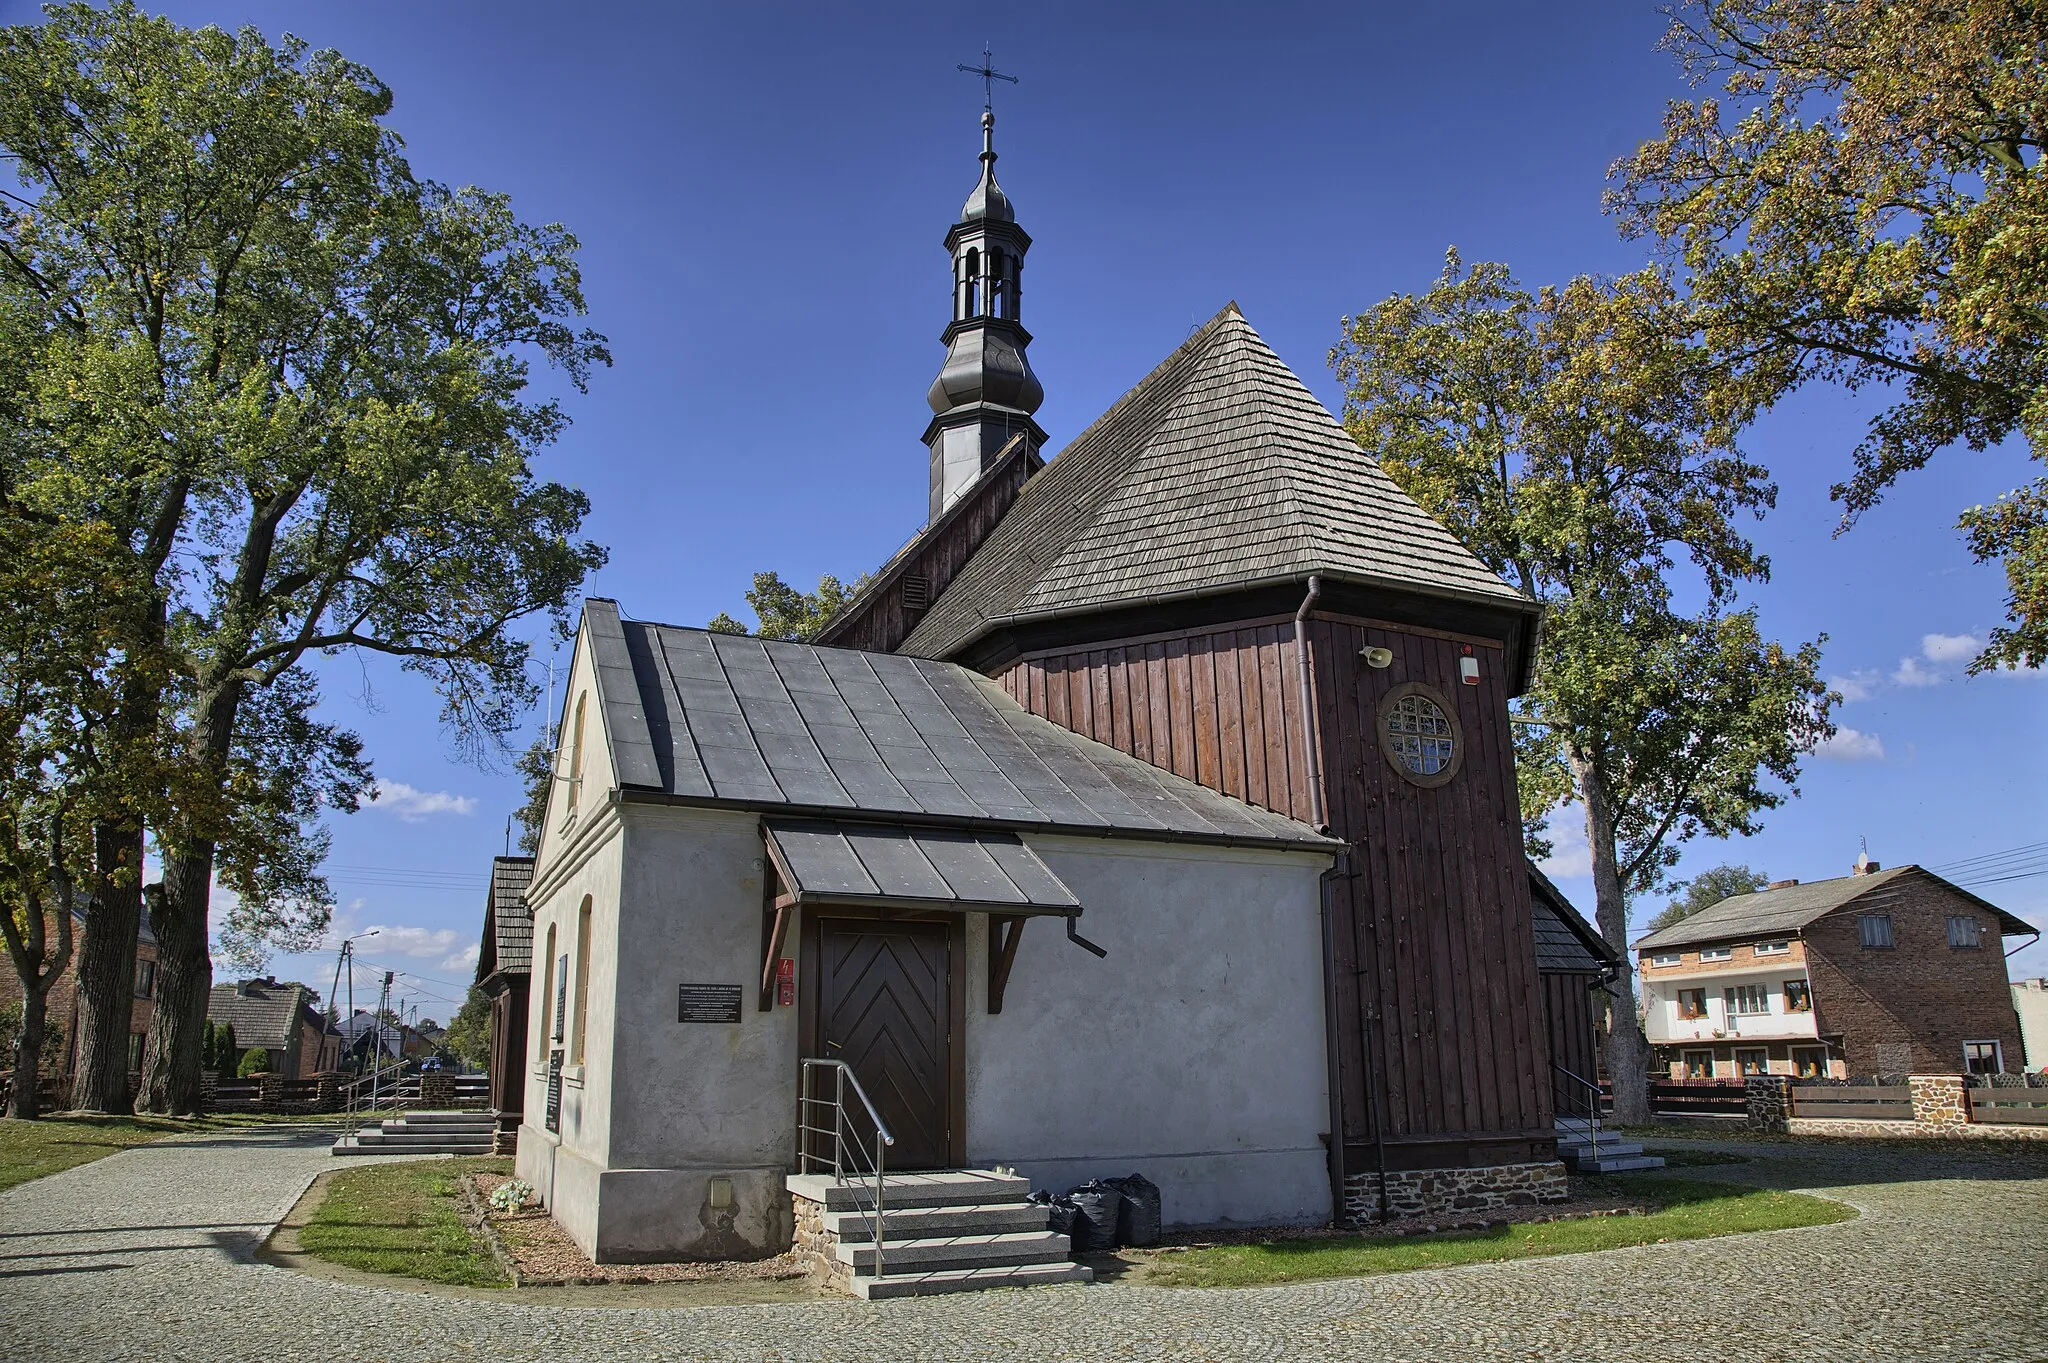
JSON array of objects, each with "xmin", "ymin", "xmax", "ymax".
[
  {"xmin": 1631, "ymin": 864, "xmax": 2037, "ymax": 952},
  {"xmin": 764, "ymin": 819, "xmax": 1081, "ymax": 916},
  {"xmin": 583, "ymin": 601, "xmax": 1336, "ymax": 853},
  {"xmin": 898, "ymin": 305, "xmax": 1535, "ymax": 662}
]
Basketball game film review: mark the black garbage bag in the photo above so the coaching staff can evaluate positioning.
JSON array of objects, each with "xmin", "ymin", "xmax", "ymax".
[
  {"xmin": 1103, "ymin": 1173, "xmax": 1162, "ymax": 1247},
  {"xmin": 1065, "ymin": 1181, "xmax": 1124, "ymax": 1254},
  {"xmin": 1033, "ymin": 1190, "xmax": 1080, "ymax": 1239}
]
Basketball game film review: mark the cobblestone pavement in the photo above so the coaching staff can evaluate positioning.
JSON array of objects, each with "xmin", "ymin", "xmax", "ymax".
[{"xmin": 3, "ymin": 1129, "xmax": 2044, "ymax": 1363}]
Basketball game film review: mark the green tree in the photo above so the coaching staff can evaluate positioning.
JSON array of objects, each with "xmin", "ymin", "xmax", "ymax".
[
  {"xmin": 512, "ymin": 733, "xmax": 552, "ymax": 855},
  {"xmin": 235, "ymin": 1046, "xmax": 272, "ymax": 1078},
  {"xmin": 442, "ymin": 986, "xmax": 493, "ymax": 1071},
  {"xmin": 0, "ymin": 5, "xmax": 607, "ymax": 1113},
  {"xmin": 1332, "ymin": 251, "xmax": 1836, "ymax": 1122},
  {"xmin": 1644, "ymin": 863, "xmax": 1769, "ymax": 935},
  {"xmin": 710, "ymin": 571, "xmax": 868, "ymax": 641},
  {"xmin": 1610, "ymin": 0, "xmax": 2048, "ymax": 672}
]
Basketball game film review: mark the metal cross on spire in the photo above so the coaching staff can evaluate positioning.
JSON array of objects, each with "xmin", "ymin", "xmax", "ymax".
[{"xmin": 957, "ymin": 46, "xmax": 1017, "ymax": 112}]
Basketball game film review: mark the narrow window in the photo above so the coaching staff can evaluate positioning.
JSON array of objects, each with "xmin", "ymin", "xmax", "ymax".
[
  {"xmin": 1784, "ymin": 979, "xmax": 1812, "ymax": 1012},
  {"xmin": 554, "ymin": 953, "xmax": 569, "ymax": 1043},
  {"xmin": 1859, "ymin": 913, "xmax": 1894, "ymax": 949},
  {"xmin": 964, "ymin": 247, "xmax": 980, "ymax": 315},
  {"xmin": 986, "ymin": 248, "xmax": 1005, "ymax": 316},
  {"xmin": 1754, "ymin": 940, "xmax": 1790, "ymax": 956},
  {"xmin": 566, "ymin": 693, "xmax": 587, "ymax": 814},
  {"xmin": 1699, "ymin": 945, "xmax": 1732, "ymax": 962},
  {"xmin": 1648, "ymin": 952, "xmax": 1680, "ymax": 968},
  {"xmin": 1946, "ymin": 915, "xmax": 1981, "ymax": 949},
  {"xmin": 538, "ymin": 924, "xmax": 557, "ymax": 1058},
  {"xmin": 571, "ymin": 897, "xmax": 593, "ymax": 1066}
]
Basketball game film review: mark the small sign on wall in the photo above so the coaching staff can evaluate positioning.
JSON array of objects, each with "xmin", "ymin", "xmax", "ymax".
[
  {"xmin": 678, "ymin": 983, "xmax": 743, "ymax": 1024},
  {"xmin": 776, "ymin": 958, "xmax": 796, "ymax": 1008},
  {"xmin": 545, "ymin": 1051, "xmax": 563, "ymax": 1133}
]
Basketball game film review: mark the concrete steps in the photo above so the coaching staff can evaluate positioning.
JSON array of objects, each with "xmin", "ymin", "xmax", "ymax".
[
  {"xmin": 1554, "ymin": 1118, "xmax": 1665, "ymax": 1173},
  {"xmin": 788, "ymin": 1170, "xmax": 1093, "ymax": 1300},
  {"xmin": 331, "ymin": 1110, "xmax": 495, "ymax": 1157}
]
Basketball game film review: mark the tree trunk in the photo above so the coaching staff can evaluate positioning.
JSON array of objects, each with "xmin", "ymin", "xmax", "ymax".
[
  {"xmin": 69, "ymin": 819, "xmax": 144, "ymax": 1113},
  {"xmin": 1577, "ymin": 757, "xmax": 1653, "ymax": 1126},
  {"xmin": 7, "ymin": 985, "xmax": 49, "ymax": 1119},
  {"xmin": 138, "ymin": 848, "xmax": 214, "ymax": 1115}
]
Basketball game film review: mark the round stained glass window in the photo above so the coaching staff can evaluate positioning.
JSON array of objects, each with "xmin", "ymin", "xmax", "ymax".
[{"xmin": 1378, "ymin": 683, "xmax": 1462, "ymax": 787}]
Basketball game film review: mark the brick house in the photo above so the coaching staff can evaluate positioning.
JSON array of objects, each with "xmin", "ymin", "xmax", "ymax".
[
  {"xmin": 0, "ymin": 909, "xmax": 159, "ymax": 1089},
  {"xmin": 205, "ymin": 978, "xmax": 338, "ymax": 1078},
  {"xmin": 1635, "ymin": 860, "xmax": 2036, "ymax": 1079}
]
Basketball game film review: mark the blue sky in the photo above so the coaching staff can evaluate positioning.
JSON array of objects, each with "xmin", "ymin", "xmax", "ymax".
[{"xmin": 122, "ymin": 0, "xmax": 2044, "ymax": 1019}]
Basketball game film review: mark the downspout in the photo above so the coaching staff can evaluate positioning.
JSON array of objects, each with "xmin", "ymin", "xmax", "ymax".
[
  {"xmin": 1293, "ymin": 576, "xmax": 1326, "ymax": 833},
  {"xmin": 1296, "ymin": 576, "xmax": 1358, "ymax": 1222}
]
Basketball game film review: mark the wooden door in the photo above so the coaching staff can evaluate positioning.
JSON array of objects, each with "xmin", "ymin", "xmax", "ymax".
[{"xmin": 816, "ymin": 918, "xmax": 952, "ymax": 1170}]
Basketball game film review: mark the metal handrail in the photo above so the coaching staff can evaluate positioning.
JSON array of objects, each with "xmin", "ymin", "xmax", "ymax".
[
  {"xmin": 1552, "ymin": 1062, "xmax": 1605, "ymax": 1150},
  {"xmin": 797, "ymin": 1058, "xmax": 896, "ymax": 1280}
]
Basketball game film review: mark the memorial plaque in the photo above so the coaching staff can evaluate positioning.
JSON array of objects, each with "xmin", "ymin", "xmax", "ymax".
[
  {"xmin": 678, "ymin": 983, "xmax": 743, "ymax": 1024},
  {"xmin": 545, "ymin": 1050, "xmax": 563, "ymax": 1133}
]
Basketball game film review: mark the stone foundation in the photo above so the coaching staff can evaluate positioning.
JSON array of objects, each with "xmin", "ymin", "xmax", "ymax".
[
  {"xmin": 1342, "ymin": 1160, "xmax": 1569, "ymax": 1222},
  {"xmin": 1745, "ymin": 1075, "xmax": 1792, "ymax": 1133},
  {"xmin": 1786, "ymin": 1116, "xmax": 2048, "ymax": 1142},
  {"xmin": 1907, "ymin": 1075, "xmax": 1968, "ymax": 1129},
  {"xmin": 790, "ymin": 1193, "xmax": 850, "ymax": 1293}
]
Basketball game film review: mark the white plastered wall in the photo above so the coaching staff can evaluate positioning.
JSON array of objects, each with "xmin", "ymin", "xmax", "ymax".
[{"xmin": 966, "ymin": 834, "xmax": 1334, "ymax": 1228}]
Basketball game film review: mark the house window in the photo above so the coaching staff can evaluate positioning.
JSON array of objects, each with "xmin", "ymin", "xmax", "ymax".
[
  {"xmin": 1963, "ymin": 1041, "xmax": 2003, "ymax": 1075},
  {"xmin": 1946, "ymin": 915, "xmax": 1981, "ymax": 949},
  {"xmin": 1735, "ymin": 1047, "xmax": 1770, "ymax": 1076},
  {"xmin": 1783, "ymin": 979, "xmax": 1812, "ymax": 1012},
  {"xmin": 127, "ymin": 1031, "xmax": 145, "ymax": 1073},
  {"xmin": 565, "ymin": 692, "xmax": 587, "ymax": 815},
  {"xmin": 1791, "ymin": 1046, "xmax": 1829, "ymax": 1078},
  {"xmin": 1681, "ymin": 1049, "xmax": 1714, "ymax": 1079},
  {"xmin": 1377, "ymin": 683, "xmax": 1462, "ymax": 787},
  {"xmin": 1858, "ymin": 913, "xmax": 1893, "ymax": 949},
  {"xmin": 1648, "ymin": 952, "xmax": 1680, "ymax": 968},
  {"xmin": 1676, "ymin": 988, "xmax": 1709, "ymax": 1020},
  {"xmin": 554, "ymin": 953, "xmax": 569, "ymax": 1043},
  {"xmin": 1725, "ymin": 984, "xmax": 1768, "ymax": 1016},
  {"xmin": 134, "ymin": 958, "xmax": 156, "ymax": 999},
  {"xmin": 1699, "ymin": 946, "xmax": 1733, "ymax": 962},
  {"xmin": 538, "ymin": 923, "xmax": 557, "ymax": 1058},
  {"xmin": 1754, "ymin": 941, "xmax": 1790, "ymax": 956},
  {"xmin": 571, "ymin": 897, "xmax": 593, "ymax": 1066}
]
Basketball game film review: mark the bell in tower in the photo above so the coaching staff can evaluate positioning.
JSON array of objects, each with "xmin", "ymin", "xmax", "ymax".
[{"xmin": 923, "ymin": 107, "xmax": 1046, "ymax": 524}]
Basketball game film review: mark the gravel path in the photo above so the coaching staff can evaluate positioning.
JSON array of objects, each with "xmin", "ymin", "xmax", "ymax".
[{"xmin": 2, "ymin": 1128, "xmax": 2043, "ymax": 1362}]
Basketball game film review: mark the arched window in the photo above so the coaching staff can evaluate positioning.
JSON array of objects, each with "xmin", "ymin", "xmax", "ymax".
[
  {"xmin": 963, "ymin": 247, "xmax": 980, "ymax": 317},
  {"xmin": 537, "ymin": 923, "xmax": 557, "ymax": 1059},
  {"xmin": 571, "ymin": 897, "xmax": 593, "ymax": 1065},
  {"xmin": 566, "ymin": 692, "xmax": 587, "ymax": 813},
  {"xmin": 986, "ymin": 249, "xmax": 1005, "ymax": 317}
]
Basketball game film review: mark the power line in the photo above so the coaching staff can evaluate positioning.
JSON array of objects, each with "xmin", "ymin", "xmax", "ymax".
[{"xmin": 1928, "ymin": 840, "xmax": 2048, "ymax": 874}]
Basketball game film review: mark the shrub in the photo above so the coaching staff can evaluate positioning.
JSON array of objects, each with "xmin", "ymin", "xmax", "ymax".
[{"xmin": 237, "ymin": 1047, "xmax": 272, "ymax": 1078}]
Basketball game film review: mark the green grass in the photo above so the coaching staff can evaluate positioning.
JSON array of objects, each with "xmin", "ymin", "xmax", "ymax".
[
  {"xmin": 298, "ymin": 1157, "xmax": 512, "ymax": 1288},
  {"xmin": 1141, "ymin": 1176, "xmax": 1852, "ymax": 1288},
  {"xmin": 0, "ymin": 1108, "xmax": 400, "ymax": 1195}
]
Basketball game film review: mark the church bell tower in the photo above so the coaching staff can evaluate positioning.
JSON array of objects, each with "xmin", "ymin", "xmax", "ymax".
[{"xmin": 923, "ymin": 107, "xmax": 1046, "ymax": 524}]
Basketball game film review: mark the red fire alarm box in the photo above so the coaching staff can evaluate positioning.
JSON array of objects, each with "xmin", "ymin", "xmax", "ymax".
[{"xmin": 776, "ymin": 957, "xmax": 795, "ymax": 1008}]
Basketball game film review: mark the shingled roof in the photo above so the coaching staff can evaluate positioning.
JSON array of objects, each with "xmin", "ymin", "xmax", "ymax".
[
  {"xmin": 206, "ymin": 980, "xmax": 314, "ymax": 1052},
  {"xmin": 1632, "ymin": 864, "xmax": 2037, "ymax": 952},
  {"xmin": 476, "ymin": 855, "xmax": 535, "ymax": 984},
  {"xmin": 898, "ymin": 305, "xmax": 1533, "ymax": 661},
  {"xmin": 584, "ymin": 601, "xmax": 1335, "ymax": 852},
  {"xmin": 1528, "ymin": 863, "xmax": 1620, "ymax": 973}
]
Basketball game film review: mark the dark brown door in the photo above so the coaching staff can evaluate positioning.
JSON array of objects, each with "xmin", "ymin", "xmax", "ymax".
[{"xmin": 816, "ymin": 918, "xmax": 951, "ymax": 1170}]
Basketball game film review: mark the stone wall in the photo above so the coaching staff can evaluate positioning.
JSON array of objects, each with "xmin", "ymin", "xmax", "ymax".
[
  {"xmin": 1785, "ymin": 1116, "xmax": 2048, "ymax": 1142},
  {"xmin": 1745, "ymin": 1075, "xmax": 1792, "ymax": 1133},
  {"xmin": 789, "ymin": 1193, "xmax": 850, "ymax": 1294},
  {"xmin": 1774, "ymin": 1072, "xmax": 2048, "ymax": 1141},
  {"xmin": 1907, "ymin": 1074, "xmax": 1968, "ymax": 1129},
  {"xmin": 1342, "ymin": 1161, "xmax": 1569, "ymax": 1223}
]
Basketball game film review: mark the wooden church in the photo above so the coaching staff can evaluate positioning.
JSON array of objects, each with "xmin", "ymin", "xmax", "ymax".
[{"xmin": 501, "ymin": 105, "xmax": 1603, "ymax": 1292}]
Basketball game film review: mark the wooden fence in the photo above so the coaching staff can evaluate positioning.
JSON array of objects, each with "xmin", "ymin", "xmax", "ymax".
[
  {"xmin": 1649, "ymin": 1080, "xmax": 1748, "ymax": 1117},
  {"xmin": 1790, "ymin": 1084, "xmax": 1913, "ymax": 1121},
  {"xmin": 1969, "ymin": 1088, "xmax": 2048, "ymax": 1126}
]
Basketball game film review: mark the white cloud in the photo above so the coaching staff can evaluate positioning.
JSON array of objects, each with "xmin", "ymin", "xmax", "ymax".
[
  {"xmin": 441, "ymin": 942, "xmax": 481, "ymax": 973},
  {"xmin": 1829, "ymin": 670, "xmax": 1880, "ymax": 703},
  {"xmin": 1921, "ymin": 632, "xmax": 1980, "ymax": 663},
  {"xmin": 1892, "ymin": 655, "xmax": 1944, "ymax": 688},
  {"xmin": 1815, "ymin": 727, "xmax": 1886, "ymax": 761},
  {"xmin": 363, "ymin": 923, "xmax": 463, "ymax": 960},
  {"xmin": 370, "ymin": 782, "xmax": 477, "ymax": 822},
  {"xmin": 1538, "ymin": 808, "xmax": 1592, "ymax": 881}
]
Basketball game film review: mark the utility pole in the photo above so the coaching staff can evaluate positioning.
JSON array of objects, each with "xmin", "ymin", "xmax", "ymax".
[
  {"xmin": 371, "ymin": 970, "xmax": 393, "ymax": 1110},
  {"xmin": 327, "ymin": 930, "xmax": 378, "ymax": 1076}
]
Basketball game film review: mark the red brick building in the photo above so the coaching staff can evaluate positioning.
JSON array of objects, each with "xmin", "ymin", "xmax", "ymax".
[
  {"xmin": 1636, "ymin": 861, "xmax": 2035, "ymax": 1078},
  {"xmin": 0, "ymin": 910, "xmax": 159, "ymax": 1090}
]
